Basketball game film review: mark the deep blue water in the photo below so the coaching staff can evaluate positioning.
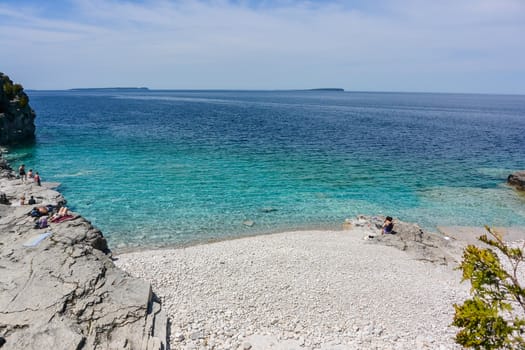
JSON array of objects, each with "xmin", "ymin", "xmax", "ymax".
[{"xmin": 6, "ymin": 90, "xmax": 525, "ymax": 249}]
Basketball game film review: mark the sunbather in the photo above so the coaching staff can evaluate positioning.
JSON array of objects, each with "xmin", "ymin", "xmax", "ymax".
[
  {"xmin": 51, "ymin": 206, "xmax": 71, "ymax": 222},
  {"xmin": 28, "ymin": 206, "xmax": 51, "ymax": 217}
]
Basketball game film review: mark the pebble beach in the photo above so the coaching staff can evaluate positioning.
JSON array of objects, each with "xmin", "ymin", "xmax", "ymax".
[{"xmin": 116, "ymin": 228, "xmax": 471, "ymax": 350}]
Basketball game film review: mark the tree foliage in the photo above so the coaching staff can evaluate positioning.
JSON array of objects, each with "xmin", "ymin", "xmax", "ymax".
[
  {"xmin": 18, "ymin": 95, "xmax": 28, "ymax": 108},
  {"xmin": 2, "ymin": 79, "xmax": 29, "ymax": 108},
  {"xmin": 3, "ymin": 81, "xmax": 13, "ymax": 97},
  {"xmin": 453, "ymin": 227, "xmax": 525, "ymax": 349},
  {"xmin": 12, "ymin": 83, "xmax": 23, "ymax": 95}
]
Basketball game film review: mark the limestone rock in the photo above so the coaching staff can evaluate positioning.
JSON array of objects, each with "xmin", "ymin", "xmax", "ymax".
[
  {"xmin": 508, "ymin": 171, "xmax": 525, "ymax": 191},
  {"xmin": 355, "ymin": 215, "xmax": 465, "ymax": 265},
  {"xmin": 0, "ymin": 165, "xmax": 168, "ymax": 349},
  {"xmin": 0, "ymin": 73, "xmax": 36, "ymax": 145}
]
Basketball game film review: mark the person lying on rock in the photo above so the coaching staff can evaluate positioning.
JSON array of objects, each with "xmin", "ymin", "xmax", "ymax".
[
  {"xmin": 37, "ymin": 206, "xmax": 49, "ymax": 215},
  {"xmin": 28, "ymin": 205, "xmax": 53, "ymax": 217},
  {"xmin": 382, "ymin": 216, "xmax": 394, "ymax": 234},
  {"xmin": 51, "ymin": 206, "xmax": 69, "ymax": 221}
]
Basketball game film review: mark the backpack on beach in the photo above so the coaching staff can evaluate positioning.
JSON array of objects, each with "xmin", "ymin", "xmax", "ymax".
[{"xmin": 34, "ymin": 216, "xmax": 48, "ymax": 229}]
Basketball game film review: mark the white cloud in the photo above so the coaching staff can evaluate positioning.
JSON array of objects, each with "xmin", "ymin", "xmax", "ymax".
[{"xmin": 1, "ymin": 0, "xmax": 524, "ymax": 93}]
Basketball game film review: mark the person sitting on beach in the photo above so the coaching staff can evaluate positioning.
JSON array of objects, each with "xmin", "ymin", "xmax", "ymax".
[
  {"xmin": 28, "ymin": 195, "xmax": 36, "ymax": 205},
  {"xmin": 0, "ymin": 192, "xmax": 7, "ymax": 204},
  {"xmin": 34, "ymin": 216, "xmax": 48, "ymax": 229},
  {"xmin": 382, "ymin": 216, "xmax": 394, "ymax": 234},
  {"xmin": 28, "ymin": 169, "xmax": 34, "ymax": 179}
]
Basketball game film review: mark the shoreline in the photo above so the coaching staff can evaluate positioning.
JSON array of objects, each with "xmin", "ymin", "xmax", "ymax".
[
  {"xmin": 111, "ymin": 222, "xmax": 525, "ymax": 255},
  {"xmin": 112, "ymin": 224, "xmax": 347, "ymax": 254},
  {"xmin": 115, "ymin": 227, "xmax": 471, "ymax": 349}
]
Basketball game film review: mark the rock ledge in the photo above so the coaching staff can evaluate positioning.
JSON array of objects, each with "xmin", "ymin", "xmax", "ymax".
[{"xmin": 0, "ymin": 161, "xmax": 168, "ymax": 349}]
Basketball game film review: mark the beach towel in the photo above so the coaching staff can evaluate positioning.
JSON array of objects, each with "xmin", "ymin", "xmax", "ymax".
[
  {"xmin": 51, "ymin": 214, "xmax": 75, "ymax": 223},
  {"xmin": 23, "ymin": 232, "xmax": 52, "ymax": 247}
]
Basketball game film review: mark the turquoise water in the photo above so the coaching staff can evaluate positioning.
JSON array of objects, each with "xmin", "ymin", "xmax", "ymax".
[{"xmin": 6, "ymin": 90, "xmax": 525, "ymax": 249}]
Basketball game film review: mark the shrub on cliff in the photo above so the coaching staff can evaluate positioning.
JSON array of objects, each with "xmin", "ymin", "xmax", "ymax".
[
  {"xmin": 12, "ymin": 83, "xmax": 23, "ymax": 95},
  {"xmin": 2, "ymin": 81, "xmax": 25, "ymax": 100},
  {"xmin": 18, "ymin": 95, "xmax": 28, "ymax": 108},
  {"xmin": 3, "ymin": 80, "xmax": 14, "ymax": 97},
  {"xmin": 453, "ymin": 227, "xmax": 525, "ymax": 349}
]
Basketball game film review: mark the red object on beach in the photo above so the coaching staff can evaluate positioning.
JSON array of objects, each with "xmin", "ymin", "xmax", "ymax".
[{"xmin": 51, "ymin": 214, "xmax": 74, "ymax": 223}]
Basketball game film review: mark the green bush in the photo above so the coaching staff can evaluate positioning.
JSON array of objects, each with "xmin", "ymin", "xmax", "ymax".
[
  {"xmin": 13, "ymin": 83, "xmax": 23, "ymax": 95},
  {"xmin": 18, "ymin": 95, "xmax": 28, "ymax": 108},
  {"xmin": 453, "ymin": 227, "xmax": 525, "ymax": 349},
  {"xmin": 3, "ymin": 82, "xmax": 13, "ymax": 97}
]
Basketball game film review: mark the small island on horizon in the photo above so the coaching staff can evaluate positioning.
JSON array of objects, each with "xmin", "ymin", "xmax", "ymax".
[
  {"xmin": 306, "ymin": 88, "xmax": 344, "ymax": 92},
  {"xmin": 69, "ymin": 87, "xmax": 150, "ymax": 92}
]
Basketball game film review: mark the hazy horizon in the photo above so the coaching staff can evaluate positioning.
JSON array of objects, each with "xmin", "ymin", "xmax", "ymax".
[{"xmin": 24, "ymin": 87, "xmax": 525, "ymax": 96}]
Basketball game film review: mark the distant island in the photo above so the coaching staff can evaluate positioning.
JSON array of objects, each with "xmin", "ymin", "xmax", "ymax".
[
  {"xmin": 306, "ymin": 88, "xmax": 344, "ymax": 92},
  {"xmin": 67, "ymin": 87, "xmax": 344, "ymax": 93},
  {"xmin": 69, "ymin": 87, "xmax": 150, "ymax": 92}
]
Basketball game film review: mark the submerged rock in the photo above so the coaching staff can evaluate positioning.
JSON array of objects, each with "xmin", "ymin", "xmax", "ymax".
[
  {"xmin": 508, "ymin": 171, "xmax": 525, "ymax": 191},
  {"xmin": 243, "ymin": 220, "xmax": 255, "ymax": 227},
  {"xmin": 0, "ymin": 166, "xmax": 168, "ymax": 349}
]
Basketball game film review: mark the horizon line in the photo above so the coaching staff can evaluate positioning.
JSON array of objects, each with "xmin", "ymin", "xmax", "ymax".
[{"xmin": 24, "ymin": 88, "xmax": 525, "ymax": 97}]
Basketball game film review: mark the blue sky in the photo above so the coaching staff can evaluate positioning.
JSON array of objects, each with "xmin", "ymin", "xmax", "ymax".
[{"xmin": 1, "ymin": 0, "xmax": 524, "ymax": 93}]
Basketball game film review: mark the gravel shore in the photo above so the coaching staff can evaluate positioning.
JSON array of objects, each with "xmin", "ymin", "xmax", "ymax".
[{"xmin": 115, "ymin": 228, "xmax": 470, "ymax": 350}]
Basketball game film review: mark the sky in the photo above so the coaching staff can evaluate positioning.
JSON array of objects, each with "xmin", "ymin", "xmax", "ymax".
[{"xmin": 0, "ymin": 0, "xmax": 524, "ymax": 93}]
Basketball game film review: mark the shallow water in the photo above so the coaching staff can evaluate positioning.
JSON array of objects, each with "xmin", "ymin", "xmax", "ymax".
[{"xmin": 7, "ymin": 90, "xmax": 525, "ymax": 248}]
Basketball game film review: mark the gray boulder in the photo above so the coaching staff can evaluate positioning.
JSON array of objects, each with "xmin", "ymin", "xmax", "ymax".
[
  {"xmin": 508, "ymin": 171, "xmax": 525, "ymax": 191},
  {"xmin": 356, "ymin": 215, "xmax": 465, "ymax": 265}
]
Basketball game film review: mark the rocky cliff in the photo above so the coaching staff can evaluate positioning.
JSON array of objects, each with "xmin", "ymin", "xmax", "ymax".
[
  {"xmin": 0, "ymin": 73, "xmax": 36, "ymax": 145},
  {"xmin": 0, "ymin": 161, "xmax": 168, "ymax": 349}
]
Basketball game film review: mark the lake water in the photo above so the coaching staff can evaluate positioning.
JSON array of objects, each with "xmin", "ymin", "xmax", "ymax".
[{"xmin": 7, "ymin": 90, "xmax": 525, "ymax": 249}]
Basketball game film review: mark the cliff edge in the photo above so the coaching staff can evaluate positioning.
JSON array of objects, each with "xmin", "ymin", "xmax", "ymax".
[
  {"xmin": 0, "ymin": 160, "xmax": 168, "ymax": 349},
  {"xmin": 0, "ymin": 73, "xmax": 36, "ymax": 145}
]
